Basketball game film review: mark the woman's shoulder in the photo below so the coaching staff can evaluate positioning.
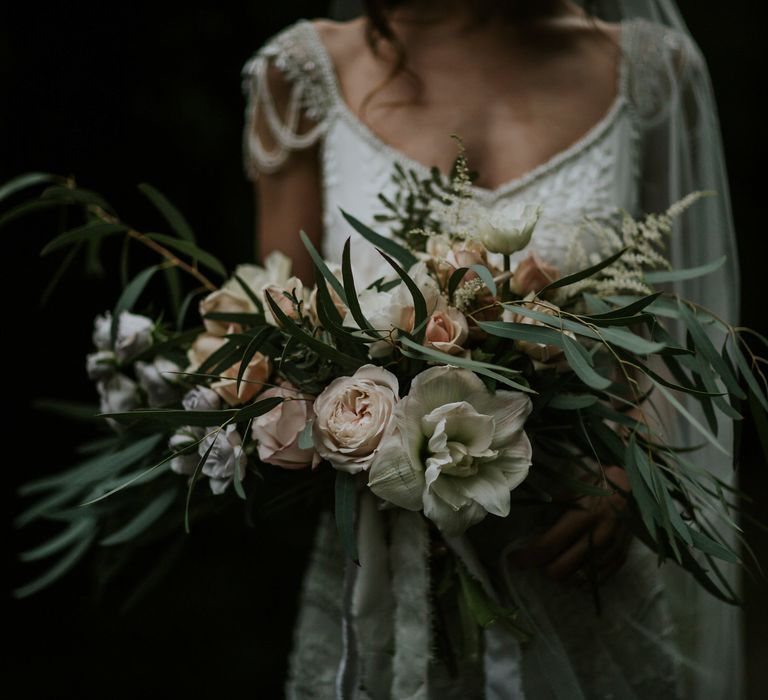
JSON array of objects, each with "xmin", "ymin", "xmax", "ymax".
[{"xmin": 620, "ymin": 16, "xmax": 706, "ymax": 125}]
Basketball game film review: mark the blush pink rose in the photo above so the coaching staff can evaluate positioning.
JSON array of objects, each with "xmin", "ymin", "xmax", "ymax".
[
  {"xmin": 252, "ymin": 383, "xmax": 319, "ymax": 469},
  {"xmin": 511, "ymin": 252, "xmax": 560, "ymax": 297},
  {"xmin": 210, "ymin": 352, "xmax": 272, "ymax": 406},
  {"xmin": 424, "ymin": 301, "xmax": 469, "ymax": 356}
]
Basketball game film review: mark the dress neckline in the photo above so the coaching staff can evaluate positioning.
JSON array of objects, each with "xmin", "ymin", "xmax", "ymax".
[{"xmin": 300, "ymin": 17, "xmax": 632, "ymax": 201}]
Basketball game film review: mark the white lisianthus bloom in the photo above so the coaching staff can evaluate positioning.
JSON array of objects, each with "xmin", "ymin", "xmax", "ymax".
[
  {"xmin": 92, "ymin": 310, "xmax": 154, "ymax": 363},
  {"xmin": 313, "ymin": 365, "xmax": 399, "ymax": 473},
  {"xmin": 134, "ymin": 356, "xmax": 184, "ymax": 407},
  {"xmin": 199, "ymin": 424, "xmax": 247, "ymax": 495},
  {"xmin": 475, "ymin": 202, "xmax": 542, "ymax": 256},
  {"xmin": 220, "ymin": 251, "xmax": 292, "ymax": 311},
  {"xmin": 368, "ymin": 366, "xmax": 533, "ymax": 536}
]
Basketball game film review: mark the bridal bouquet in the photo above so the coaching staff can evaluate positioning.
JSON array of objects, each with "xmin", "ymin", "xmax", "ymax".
[{"xmin": 8, "ymin": 145, "xmax": 767, "ymax": 642}]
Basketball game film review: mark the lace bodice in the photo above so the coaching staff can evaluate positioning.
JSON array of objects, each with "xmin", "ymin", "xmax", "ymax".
[{"xmin": 241, "ymin": 16, "xmax": 700, "ymax": 287}]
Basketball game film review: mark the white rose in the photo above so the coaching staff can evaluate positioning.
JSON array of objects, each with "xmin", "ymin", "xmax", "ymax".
[
  {"xmin": 476, "ymin": 202, "xmax": 542, "ymax": 256},
  {"xmin": 312, "ymin": 365, "xmax": 399, "ymax": 473},
  {"xmin": 368, "ymin": 366, "xmax": 533, "ymax": 536},
  {"xmin": 134, "ymin": 356, "xmax": 184, "ymax": 407},
  {"xmin": 199, "ymin": 424, "xmax": 247, "ymax": 495},
  {"xmin": 92, "ymin": 310, "xmax": 154, "ymax": 363}
]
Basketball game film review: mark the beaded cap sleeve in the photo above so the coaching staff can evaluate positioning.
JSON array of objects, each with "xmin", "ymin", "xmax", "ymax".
[{"xmin": 240, "ymin": 21, "xmax": 332, "ymax": 180}]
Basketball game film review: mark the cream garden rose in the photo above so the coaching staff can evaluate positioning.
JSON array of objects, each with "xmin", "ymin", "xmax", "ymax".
[
  {"xmin": 220, "ymin": 251, "xmax": 292, "ymax": 311},
  {"xmin": 210, "ymin": 351, "xmax": 271, "ymax": 406},
  {"xmin": 368, "ymin": 366, "xmax": 533, "ymax": 536},
  {"xmin": 312, "ymin": 365, "xmax": 399, "ymax": 473}
]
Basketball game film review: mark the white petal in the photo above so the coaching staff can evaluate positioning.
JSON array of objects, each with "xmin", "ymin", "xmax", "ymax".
[
  {"xmin": 410, "ymin": 366, "xmax": 486, "ymax": 413},
  {"xmin": 455, "ymin": 468, "xmax": 513, "ymax": 517},
  {"xmin": 367, "ymin": 431, "xmax": 424, "ymax": 510},
  {"xmin": 423, "ymin": 489, "xmax": 485, "ymax": 536},
  {"xmin": 467, "ymin": 389, "xmax": 532, "ymax": 448}
]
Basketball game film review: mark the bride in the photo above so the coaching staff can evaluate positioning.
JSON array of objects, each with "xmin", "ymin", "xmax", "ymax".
[{"xmin": 240, "ymin": 0, "xmax": 743, "ymax": 698}]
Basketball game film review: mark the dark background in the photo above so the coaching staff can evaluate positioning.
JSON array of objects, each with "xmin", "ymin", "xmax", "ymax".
[{"xmin": 3, "ymin": 1, "xmax": 766, "ymax": 698}]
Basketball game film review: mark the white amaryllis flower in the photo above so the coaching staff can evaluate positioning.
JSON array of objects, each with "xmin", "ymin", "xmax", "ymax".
[
  {"xmin": 475, "ymin": 202, "xmax": 542, "ymax": 256},
  {"xmin": 199, "ymin": 424, "xmax": 247, "ymax": 495},
  {"xmin": 134, "ymin": 356, "xmax": 184, "ymax": 407},
  {"xmin": 368, "ymin": 366, "xmax": 533, "ymax": 536},
  {"xmin": 313, "ymin": 365, "xmax": 399, "ymax": 473},
  {"xmin": 220, "ymin": 251, "xmax": 292, "ymax": 311},
  {"xmin": 92, "ymin": 310, "xmax": 154, "ymax": 363}
]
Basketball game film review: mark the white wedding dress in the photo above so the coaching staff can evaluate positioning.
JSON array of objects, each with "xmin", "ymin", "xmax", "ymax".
[{"xmin": 240, "ymin": 15, "xmax": 742, "ymax": 700}]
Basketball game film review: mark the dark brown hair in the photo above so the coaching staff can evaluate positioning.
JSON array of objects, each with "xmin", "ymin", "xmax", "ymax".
[{"xmin": 358, "ymin": 0, "xmax": 604, "ymax": 121}]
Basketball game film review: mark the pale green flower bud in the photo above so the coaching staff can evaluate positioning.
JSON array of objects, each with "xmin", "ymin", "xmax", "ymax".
[{"xmin": 476, "ymin": 202, "xmax": 542, "ymax": 256}]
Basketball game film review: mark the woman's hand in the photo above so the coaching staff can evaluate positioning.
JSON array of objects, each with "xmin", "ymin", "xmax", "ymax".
[{"xmin": 506, "ymin": 465, "xmax": 633, "ymax": 584}]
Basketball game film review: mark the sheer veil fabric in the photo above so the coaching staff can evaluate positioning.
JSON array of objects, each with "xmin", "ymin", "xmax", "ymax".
[{"xmin": 241, "ymin": 1, "xmax": 743, "ymax": 697}]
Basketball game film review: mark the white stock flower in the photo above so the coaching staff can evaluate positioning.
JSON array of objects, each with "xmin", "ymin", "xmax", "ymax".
[
  {"xmin": 169, "ymin": 426, "xmax": 204, "ymax": 475},
  {"xmin": 92, "ymin": 310, "xmax": 154, "ymax": 363},
  {"xmin": 134, "ymin": 356, "xmax": 184, "ymax": 407},
  {"xmin": 96, "ymin": 372, "xmax": 141, "ymax": 432},
  {"xmin": 475, "ymin": 202, "xmax": 542, "ymax": 256},
  {"xmin": 312, "ymin": 365, "xmax": 399, "ymax": 473},
  {"xmin": 86, "ymin": 350, "xmax": 117, "ymax": 381},
  {"xmin": 182, "ymin": 386, "xmax": 222, "ymax": 411},
  {"xmin": 368, "ymin": 366, "xmax": 533, "ymax": 536},
  {"xmin": 199, "ymin": 424, "xmax": 247, "ymax": 495}
]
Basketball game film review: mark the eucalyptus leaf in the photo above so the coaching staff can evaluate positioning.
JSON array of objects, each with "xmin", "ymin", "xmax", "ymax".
[
  {"xmin": 301, "ymin": 230, "xmax": 347, "ymax": 304},
  {"xmin": 562, "ymin": 335, "xmax": 612, "ymax": 390},
  {"xmin": 39, "ymin": 222, "xmax": 130, "ymax": 256},
  {"xmin": 339, "ymin": 207, "xmax": 418, "ymax": 269},
  {"xmin": 537, "ymin": 247, "xmax": 627, "ymax": 295},
  {"xmin": 0, "ymin": 171, "xmax": 63, "ymax": 203},
  {"xmin": 99, "ymin": 489, "xmax": 177, "ymax": 546},
  {"xmin": 111, "ymin": 265, "xmax": 161, "ymax": 346},
  {"xmin": 265, "ymin": 292, "xmax": 364, "ymax": 371},
  {"xmin": 143, "ymin": 233, "xmax": 226, "ymax": 277},
  {"xmin": 138, "ymin": 182, "xmax": 196, "ymax": 242},
  {"xmin": 644, "ymin": 256, "xmax": 726, "ymax": 283},
  {"xmin": 13, "ymin": 528, "xmax": 97, "ymax": 598}
]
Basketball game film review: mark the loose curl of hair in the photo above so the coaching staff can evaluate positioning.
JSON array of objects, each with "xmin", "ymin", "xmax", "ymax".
[{"xmin": 358, "ymin": 0, "xmax": 606, "ymax": 123}]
